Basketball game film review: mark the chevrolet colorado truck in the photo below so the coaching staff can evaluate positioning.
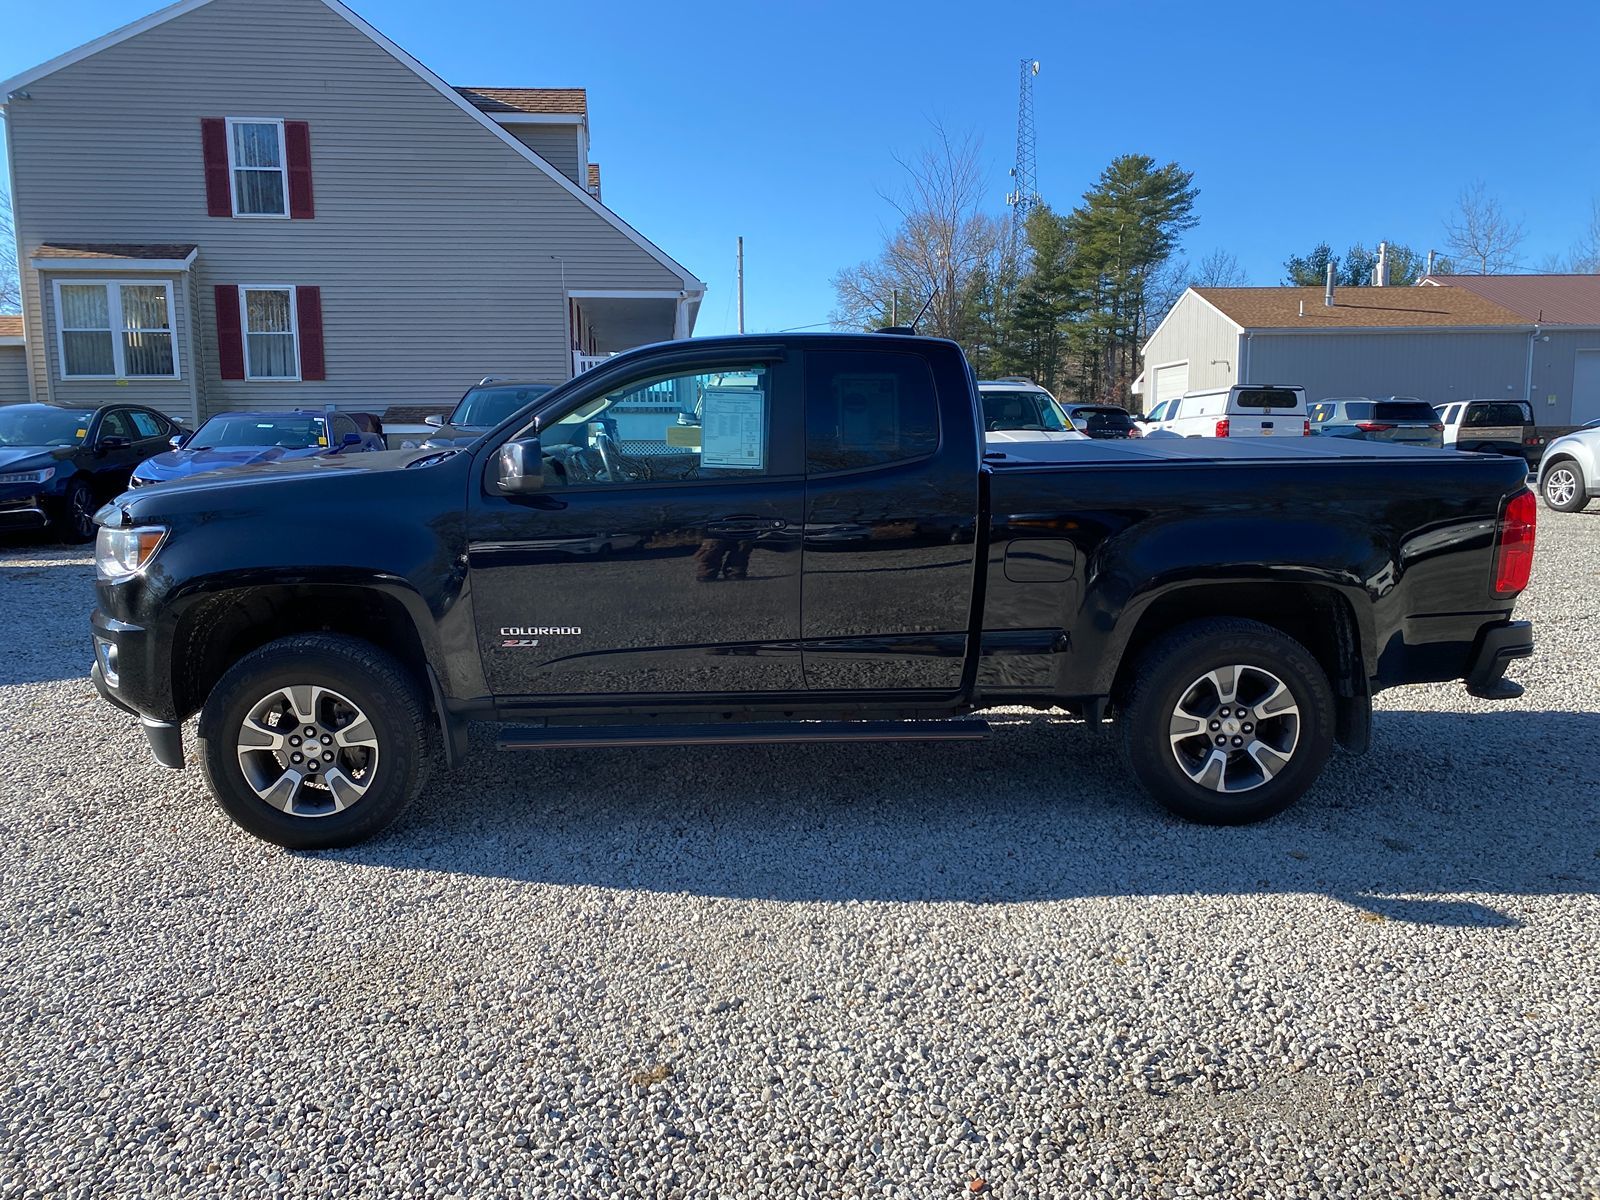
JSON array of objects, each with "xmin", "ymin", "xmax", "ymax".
[{"xmin": 89, "ymin": 334, "xmax": 1537, "ymax": 849}]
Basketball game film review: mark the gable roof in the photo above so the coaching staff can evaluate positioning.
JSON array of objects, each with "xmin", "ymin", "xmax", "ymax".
[
  {"xmin": 1419, "ymin": 274, "xmax": 1600, "ymax": 325},
  {"xmin": 0, "ymin": 0, "xmax": 704, "ymax": 293},
  {"xmin": 456, "ymin": 87, "xmax": 585, "ymax": 117},
  {"xmin": 1194, "ymin": 286, "xmax": 1529, "ymax": 330}
]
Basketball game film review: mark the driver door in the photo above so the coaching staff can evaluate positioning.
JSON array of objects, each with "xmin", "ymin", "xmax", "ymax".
[{"xmin": 467, "ymin": 350, "xmax": 806, "ymax": 701}]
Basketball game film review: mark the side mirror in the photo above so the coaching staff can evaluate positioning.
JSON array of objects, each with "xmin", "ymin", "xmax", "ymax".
[
  {"xmin": 97, "ymin": 435, "xmax": 131, "ymax": 454},
  {"xmin": 424, "ymin": 415, "xmax": 445, "ymax": 428},
  {"xmin": 168, "ymin": 433, "xmax": 186, "ymax": 450},
  {"xmin": 495, "ymin": 437, "xmax": 544, "ymax": 494},
  {"xmin": 342, "ymin": 432, "xmax": 361, "ymax": 446}
]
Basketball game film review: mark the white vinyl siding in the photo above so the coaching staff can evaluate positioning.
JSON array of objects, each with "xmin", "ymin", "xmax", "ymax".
[
  {"xmin": 240, "ymin": 286, "xmax": 300, "ymax": 379},
  {"xmin": 7, "ymin": 0, "xmax": 690, "ymax": 414},
  {"xmin": 52, "ymin": 279, "xmax": 179, "ymax": 379},
  {"xmin": 226, "ymin": 118, "xmax": 288, "ymax": 217}
]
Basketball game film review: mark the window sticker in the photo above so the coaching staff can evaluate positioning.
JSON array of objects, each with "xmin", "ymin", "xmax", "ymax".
[
  {"xmin": 75, "ymin": 428, "xmax": 88, "ymax": 439},
  {"xmin": 700, "ymin": 387, "xmax": 766, "ymax": 470}
]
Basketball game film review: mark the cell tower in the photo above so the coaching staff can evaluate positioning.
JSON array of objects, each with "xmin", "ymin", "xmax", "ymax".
[{"xmin": 1006, "ymin": 58, "xmax": 1040, "ymax": 251}]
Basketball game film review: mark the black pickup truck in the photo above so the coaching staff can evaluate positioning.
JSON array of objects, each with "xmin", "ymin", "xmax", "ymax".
[{"xmin": 89, "ymin": 334, "xmax": 1537, "ymax": 848}]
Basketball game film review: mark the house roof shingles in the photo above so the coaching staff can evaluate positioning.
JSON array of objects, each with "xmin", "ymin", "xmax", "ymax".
[
  {"xmin": 1195, "ymin": 285, "xmax": 1530, "ymax": 330},
  {"xmin": 35, "ymin": 241, "xmax": 197, "ymax": 261},
  {"xmin": 455, "ymin": 87, "xmax": 586, "ymax": 117},
  {"xmin": 1420, "ymin": 274, "xmax": 1600, "ymax": 326}
]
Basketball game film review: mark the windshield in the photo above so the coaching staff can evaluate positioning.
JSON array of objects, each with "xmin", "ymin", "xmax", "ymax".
[
  {"xmin": 0, "ymin": 406, "xmax": 93, "ymax": 448},
  {"xmin": 449, "ymin": 385, "xmax": 555, "ymax": 429},
  {"xmin": 1068, "ymin": 406, "xmax": 1138, "ymax": 435},
  {"xmin": 190, "ymin": 415, "xmax": 327, "ymax": 449},
  {"xmin": 981, "ymin": 389, "xmax": 1069, "ymax": 431}
]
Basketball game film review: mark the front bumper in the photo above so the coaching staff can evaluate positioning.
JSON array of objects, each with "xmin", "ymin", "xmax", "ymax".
[
  {"xmin": 1464, "ymin": 619, "xmax": 1534, "ymax": 700},
  {"xmin": 0, "ymin": 497, "xmax": 50, "ymax": 529},
  {"xmin": 91, "ymin": 656, "xmax": 185, "ymax": 768}
]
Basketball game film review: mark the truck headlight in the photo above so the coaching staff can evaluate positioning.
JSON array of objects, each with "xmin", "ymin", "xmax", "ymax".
[
  {"xmin": 95, "ymin": 524, "xmax": 169, "ymax": 580},
  {"xmin": 0, "ymin": 466, "xmax": 55, "ymax": 485}
]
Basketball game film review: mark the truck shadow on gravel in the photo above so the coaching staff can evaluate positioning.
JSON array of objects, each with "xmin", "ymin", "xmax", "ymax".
[{"xmin": 333, "ymin": 709, "xmax": 1600, "ymax": 926}]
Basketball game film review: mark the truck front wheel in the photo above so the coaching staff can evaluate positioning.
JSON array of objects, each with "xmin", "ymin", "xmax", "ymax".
[
  {"xmin": 1119, "ymin": 618, "xmax": 1335, "ymax": 824},
  {"xmin": 197, "ymin": 633, "xmax": 431, "ymax": 849}
]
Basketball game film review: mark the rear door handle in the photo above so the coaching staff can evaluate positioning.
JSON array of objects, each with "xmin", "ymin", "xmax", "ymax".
[{"xmin": 706, "ymin": 515, "xmax": 786, "ymax": 535}]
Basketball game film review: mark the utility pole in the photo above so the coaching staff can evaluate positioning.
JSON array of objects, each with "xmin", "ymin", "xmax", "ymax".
[
  {"xmin": 891, "ymin": 288, "xmax": 898, "ymax": 326},
  {"xmin": 736, "ymin": 236, "xmax": 745, "ymax": 334}
]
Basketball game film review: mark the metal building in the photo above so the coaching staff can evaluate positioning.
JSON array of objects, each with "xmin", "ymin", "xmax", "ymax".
[{"xmin": 1136, "ymin": 277, "xmax": 1600, "ymax": 431}]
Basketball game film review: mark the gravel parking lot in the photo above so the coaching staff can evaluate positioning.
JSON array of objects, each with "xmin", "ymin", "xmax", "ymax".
[{"xmin": 1, "ymin": 515, "xmax": 1597, "ymax": 1200}]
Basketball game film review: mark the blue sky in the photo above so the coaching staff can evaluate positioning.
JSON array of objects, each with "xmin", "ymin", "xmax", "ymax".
[{"xmin": 5, "ymin": 0, "xmax": 1599, "ymax": 337}]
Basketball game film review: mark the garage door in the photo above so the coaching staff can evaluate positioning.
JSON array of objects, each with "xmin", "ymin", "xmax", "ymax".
[
  {"xmin": 1574, "ymin": 350, "xmax": 1600, "ymax": 426},
  {"xmin": 1153, "ymin": 362, "xmax": 1188, "ymax": 409}
]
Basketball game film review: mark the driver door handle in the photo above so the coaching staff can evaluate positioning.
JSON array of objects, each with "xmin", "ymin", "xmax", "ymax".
[{"xmin": 706, "ymin": 515, "xmax": 787, "ymax": 536}]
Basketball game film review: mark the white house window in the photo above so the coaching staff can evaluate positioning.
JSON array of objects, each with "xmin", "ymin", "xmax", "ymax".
[
  {"xmin": 55, "ymin": 281, "xmax": 178, "ymax": 379},
  {"xmin": 241, "ymin": 287, "xmax": 299, "ymax": 379},
  {"xmin": 227, "ymin": 119, "xmax": 288, "ymax": 217}
]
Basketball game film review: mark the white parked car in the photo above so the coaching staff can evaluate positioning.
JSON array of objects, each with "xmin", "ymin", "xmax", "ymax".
[
  {"xmin": 1535, "ymin": 425, "xmax": 1600, "ymax": 512},
  {"xmin": 1149, "ymin": 385, "xmax": 1309, "ymax": 439},
  {"xmin": 976, "ymin": 379, "xmax": 1088, "ymax": 448},
  {"xmin": 1433, "ymin": 399, "xmax": 1544, "ymax": 470}
]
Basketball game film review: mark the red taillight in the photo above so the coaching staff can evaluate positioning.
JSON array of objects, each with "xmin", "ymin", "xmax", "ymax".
[
  {"xmin": 1354, "ymin": 422, "xmax": 1395, "ymax": 432},
  {"xmin": 1493, "ymin": 489, "xmax": 1538, "ymax": 597},
  {"xmin": 1214, "ymin": 417, "xmax": 1230, "ymax": 437},
  {"xmin": 1127, "ymin": 426, "xmax": 1143, "ymax": 438},
  {"xmin": 1524, "ymin": 436, "xmax": 1544, "ymax": 446},
  {"xmin": 1430, "ymin": 423, "xmax": 1445, "ymax": 432},
  {"xmin": 1302, "ymin": 418, "xmax": 1311, "ymax": 436}
]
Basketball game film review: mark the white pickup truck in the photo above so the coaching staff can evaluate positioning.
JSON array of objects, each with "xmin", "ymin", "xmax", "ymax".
[{"xmin": 1146, "ymin": 385, "xmax": 1310, "ymax": 439}]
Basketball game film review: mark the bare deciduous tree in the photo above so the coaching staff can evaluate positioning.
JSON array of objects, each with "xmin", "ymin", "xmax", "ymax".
[
  {"xmin": 831, "ymin": 124, "xmax": 1004, "ymax": 342},
  {"xmin": 1443, "ymin": 181, "xmax": 1525, "ymax": 274},
  {"xmin": 1189, "ymin": 248, "xmax": 1247, "ymax": 288},
  {"xmin": 0, "ymin": 186, "xmax": 20, "ymax": 314},
  {"xmin": 1569, "ymin": 198, "xmax": 1600, "ymax": 274}
]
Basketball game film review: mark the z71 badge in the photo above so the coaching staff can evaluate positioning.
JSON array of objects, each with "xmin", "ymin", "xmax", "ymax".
[{"xmin": 500, "ymin": 626, "xmax": 581, "ymax": 648}]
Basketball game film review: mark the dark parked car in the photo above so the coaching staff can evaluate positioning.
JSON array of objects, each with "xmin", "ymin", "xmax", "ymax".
[
  {"xmin": 1309, "ymin": 397, "xmax": 1444, "ymax": 447},
  {"xmin": 420, "ymin": 379, "xmax": 560, "ymax": 448},
  {"xmin": 130, "ymin": 410, "xmax": 384, "ymax": 486},
  {"xmin": 90, "ymin": 333, "xmax": 1535, "ymax": 849},
  {"xmin": 1061, "ymin": 403, "xmax": 1143, "ymax": 439},
  {"xmin": 0, "ymin": 401, "xmax": 183, "ymax": 541}
]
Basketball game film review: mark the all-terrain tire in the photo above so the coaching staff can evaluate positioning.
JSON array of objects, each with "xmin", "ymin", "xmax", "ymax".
[
  {"xmin": 1119, "ymin": 617, "xmax": 1335, "ymax": 825},
  {"xmin": 197, "ymin": 633, "xmax": 432, "ymax": 849}
]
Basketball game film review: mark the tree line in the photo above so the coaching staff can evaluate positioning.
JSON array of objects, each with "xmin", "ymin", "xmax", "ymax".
[{"xmin": 831, "ymin": 134, "xmax": 1600, "ymax": 405}]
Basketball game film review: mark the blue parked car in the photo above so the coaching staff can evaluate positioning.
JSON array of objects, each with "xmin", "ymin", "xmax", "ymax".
[{"xmin": 130, "ymin": 410, "xmax": 384, "ymax": 486}]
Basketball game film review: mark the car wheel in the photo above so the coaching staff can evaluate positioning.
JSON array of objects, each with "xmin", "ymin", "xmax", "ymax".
[
  {"xmin": 1541, "ymin": 460, "xmax": 1590, "ymax": 512},
  {"xmin": 1119, "ymin": 617, "xmax": 1335, "ymax": 824},
  {"xmin": 197, "ymin": 633, "xmax": 431, "ymax": 849},
  {"xmin": 59, "ymin": 479, "xmax": 98, "ymax": 543}
]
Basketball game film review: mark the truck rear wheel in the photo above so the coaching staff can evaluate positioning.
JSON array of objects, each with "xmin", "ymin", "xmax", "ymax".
[
  {"xmin": 197, "ymin": 633, "xmax": 430, "ymax": 849},
  {"xmin": 1119, "ymin": 618, "xmax": 1335, "ymax": 824}
]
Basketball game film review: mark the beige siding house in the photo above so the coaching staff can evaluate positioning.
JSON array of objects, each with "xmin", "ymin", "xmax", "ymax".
[
  {"xmin": 0, "ymin": 0, "xmax": 705, "ymax": 426},
  {"xmin": 0, "ymin": 317, "xmax": 27, "ymax": 404},
  {"xmin": 1137, "ymin": 282, "xmax": 1600, "ymax": 431}
]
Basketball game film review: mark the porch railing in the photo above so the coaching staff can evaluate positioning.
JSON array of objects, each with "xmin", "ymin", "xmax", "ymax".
[{"xmin": 574, "ymin": 352, "xmax": 609, "ymax": 375}]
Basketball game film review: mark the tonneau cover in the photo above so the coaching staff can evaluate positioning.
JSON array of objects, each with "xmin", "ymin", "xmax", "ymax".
[{"xmin": 983, "ymin": 436, "xmax": 1508, "ymax": 468}]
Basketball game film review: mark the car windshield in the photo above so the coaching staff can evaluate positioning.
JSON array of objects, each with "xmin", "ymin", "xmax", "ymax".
[
  {"xmin": 981, "ymin": 389, "xmax": 1069, "ymax": 431},
  {"xmin": 189, "ymin": 415, "xmax": 326, "ymax": 449},
  {"xmin": 1068, "ymin": 406, "xmax": 1137, "ymax": 435},
  {"xmin": 0, "ymin": 406, "xmax": 94, "ymax": 447},
  {"xmin": 449, "ymin": 385, "xmax": 555, "ymax": 428}
]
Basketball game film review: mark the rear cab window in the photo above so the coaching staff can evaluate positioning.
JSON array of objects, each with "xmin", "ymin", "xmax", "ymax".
[
  {"xmin": 1464, "ymin": 401, "xmax": 1534, "ymax": 427},
  {"xmin": 1230, "ymin": 387, "xmax": 1301, "ymax": 410},
  {"xmin": 1373, "ymin": 401, "xmax": 1439, "ymax": 423},
  {"xmin": 806, "ymin": 351, "xmax": 940, "ymax": 473}
]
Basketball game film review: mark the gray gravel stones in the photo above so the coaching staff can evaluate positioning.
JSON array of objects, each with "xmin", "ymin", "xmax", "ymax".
[{"xmin": 1, "ymin": 516, "xmax": 1597, "ymax": 1198}]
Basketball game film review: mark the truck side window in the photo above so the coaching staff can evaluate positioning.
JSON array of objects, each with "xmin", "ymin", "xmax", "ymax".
[{"xmin": 805, "ymin": 351, "xmax": 939, "ymax": 474}]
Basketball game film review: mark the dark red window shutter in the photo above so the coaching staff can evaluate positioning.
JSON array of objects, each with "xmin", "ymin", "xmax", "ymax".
[
  {"xmin": 285, "ymin": 121, "xmax": 315, "ymax": 219},
  {"xmin": 201, "ymin": 118, "xmax": 232, "ymax": 217},
  {"xmin": 296, "ymin": 286, "xmax": 325, "ymax": 380},
  {"xmin": 214, "ymin": 286, "xmax": 244, "ymax": 379}
]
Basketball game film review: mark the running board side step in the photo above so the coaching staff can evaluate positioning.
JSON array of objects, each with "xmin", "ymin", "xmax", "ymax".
[{"xmin": 497, "ymin": 718, "xmax": 991, "ymax": 751}]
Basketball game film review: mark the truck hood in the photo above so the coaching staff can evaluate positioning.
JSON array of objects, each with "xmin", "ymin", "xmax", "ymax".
[
  {"xmin": 121, "ymin": 446, "xmax": 445, "ymax": 499},
  {"xmin": 135, "ymin": 444, "xmax": 329, "ymax": 481}
]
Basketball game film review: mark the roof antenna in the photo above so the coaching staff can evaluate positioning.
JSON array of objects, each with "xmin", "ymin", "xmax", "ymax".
[{"xmin": 877, "ymin": 291, "xmax": 935, "ymax": 336}]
